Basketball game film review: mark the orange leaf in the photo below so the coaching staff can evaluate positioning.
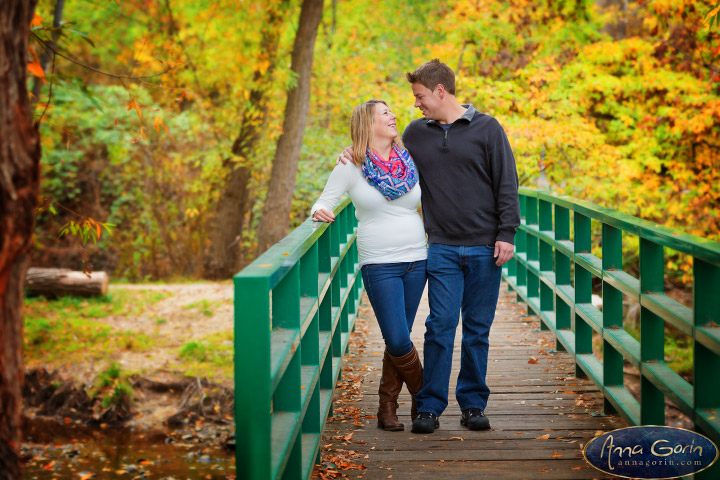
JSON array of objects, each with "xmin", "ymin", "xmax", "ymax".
[
  {"xmin": 31, "ymin": 13, "xmax": 43, "ymax": 28},
  {"xmin": 28, "ymin": 45, "xmax": 40, "ymax": 64},
  {"xmin": 535, "ymin": 434, "xmax": 550, "ymax": 440},
  {"xmin": 551, "ymin": 451, "xmax": 563, "ymax": 458},
  {"xmin": 127, "ymin": 99, "xmax": 143, "ymax": 120},
  {"xmin": 27, "ymin": 62, "xmax": 45, "ymax": 78},
  {"xmin": 571, "ymin": 466, "xmax": 583, "ymax": 470},
  {"xmin": 528, "ymin": 357, "xmax": 539, "ymax": 364}
]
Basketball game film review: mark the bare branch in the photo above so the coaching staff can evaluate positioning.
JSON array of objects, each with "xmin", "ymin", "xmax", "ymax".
[{"xmin": 31, "ymin": 31, "xmax": 185, "ymax": 80}]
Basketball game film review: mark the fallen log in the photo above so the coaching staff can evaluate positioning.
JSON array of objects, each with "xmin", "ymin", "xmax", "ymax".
[{"xmin": 25, "ymin": 268, "xmax": 109, "ymax": 298}]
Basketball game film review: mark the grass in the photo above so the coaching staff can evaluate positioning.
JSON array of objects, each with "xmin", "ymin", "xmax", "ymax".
[
  {"xmin": 175, "ymin": 331, "xmax": 234, "ymax": 382},
  {"xmin": 23, "ymin": 289, "xmax": 170, "ymax": 366},
  {"xmin": 92, "ymin": 363, "xmax": 133, "ymax": 408},
  {"xmin": 182, "ymin": 299, "xmax": 226, "ymax": 317}
]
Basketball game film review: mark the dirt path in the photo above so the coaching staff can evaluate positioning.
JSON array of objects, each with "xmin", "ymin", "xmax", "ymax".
[
  {"xmin": 106, "ymin": 283, "xmax": 234, "ymax": 386},
  {"xmin": 25, "ymin": 282, "xmax": 236, "ymax": 430}
]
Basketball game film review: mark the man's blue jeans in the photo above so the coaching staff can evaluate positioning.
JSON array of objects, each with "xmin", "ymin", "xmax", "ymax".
[
  {"xmin": 415, "ymin": 244, "xmax": 502, "ymax": 416},
  {"xmin": 361, "ymin": 261, "xmax": 427, "ymax": 357}
]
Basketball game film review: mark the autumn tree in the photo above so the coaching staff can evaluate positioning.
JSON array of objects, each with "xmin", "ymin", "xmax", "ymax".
[
  {"xmin": 255, "ymin": 0, "xmax": 325, "ymax": 254},
  {"xmin": 204, "ymin": 0, "xmax": 290, "ymax": 278},
  {"xmin": 0, "ymin": 1, "xmax": 41, "ymax": 478}
]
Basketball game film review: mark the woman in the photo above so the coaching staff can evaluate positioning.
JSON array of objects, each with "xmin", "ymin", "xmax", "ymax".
[{"xmin": 311, "ymin": 100, "xmax": 427, "ymax": 431}]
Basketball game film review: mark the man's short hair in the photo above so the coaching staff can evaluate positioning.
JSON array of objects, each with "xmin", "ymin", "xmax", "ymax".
[{"xmin": 406, "ymin": 59, "xmax": 456, "ymax": 95}]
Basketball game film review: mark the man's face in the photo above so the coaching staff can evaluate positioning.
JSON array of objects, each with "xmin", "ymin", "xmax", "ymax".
[{"xmin": 412, "ymin": 83, "xmax": 441, "ymax": 119}]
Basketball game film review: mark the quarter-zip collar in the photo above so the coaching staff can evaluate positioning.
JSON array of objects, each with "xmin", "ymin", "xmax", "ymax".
[
  {"xmin": 426, "ymin": 105, "xmax": 476, "ymax": 146},
  {"xmin": 425, "ymin": 104, "xmax": 476, "ymax": 126}
]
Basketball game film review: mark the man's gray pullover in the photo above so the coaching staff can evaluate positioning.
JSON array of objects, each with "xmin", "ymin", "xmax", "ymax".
[{"xmin": 402, "ymin": 105, "xmax": 521, "ymax": 246}]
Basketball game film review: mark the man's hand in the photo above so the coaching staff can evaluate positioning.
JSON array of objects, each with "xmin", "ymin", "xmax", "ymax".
[
  {"xmin": 312, "ymin": 208, "xmax": 335, "ymax": 223},
  {"xmin": 494, "ymin": 240, "xmax": 514, "ymax": 266},
  {"xmin": 337, "ymin": 145, "xmax": 354, "ymax": 165}
]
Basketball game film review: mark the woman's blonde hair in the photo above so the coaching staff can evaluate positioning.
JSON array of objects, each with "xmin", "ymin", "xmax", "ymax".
[{"xmin": 350, "ymin": 99, "xmax": 404, "ymax": 166}]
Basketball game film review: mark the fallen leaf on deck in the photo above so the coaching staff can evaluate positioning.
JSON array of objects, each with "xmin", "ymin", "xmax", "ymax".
[
  {"xmin": 528, "ymin": 357, "xmax": 539, "ymax": 364},
  {"xmin": 535, "ymin": 434, "xmax": 550, "ymax": 440},
  {"xmin": 551, "ymin": 451, "xmax": 563, "ymax": 458}
]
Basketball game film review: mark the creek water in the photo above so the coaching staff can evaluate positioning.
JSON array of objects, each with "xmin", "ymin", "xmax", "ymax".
[{"xmin": 21, "ymin": 416, "xmax": 236, "ymax": 479}]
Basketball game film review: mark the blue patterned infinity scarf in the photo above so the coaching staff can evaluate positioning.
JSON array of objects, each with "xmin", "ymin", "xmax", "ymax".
[{"xmin": 361, "ymin": 145, "xmax": 418, "ymax": 201}]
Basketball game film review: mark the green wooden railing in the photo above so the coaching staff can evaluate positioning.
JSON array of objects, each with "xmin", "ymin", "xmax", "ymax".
[
  {"xmin": 504, "ymin": 188, "xmax": 720, "ymax": 447},
  {"xmin": 233, "ymin": 197, "xmax": 363, "ymax": 479}
]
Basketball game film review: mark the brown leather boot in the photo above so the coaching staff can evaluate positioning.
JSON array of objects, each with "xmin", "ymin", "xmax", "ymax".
[
  {"xmin": 377, "ymin": 350, "xmax": 404, "ymax": 431},
  {"xmin": 389, "ymin": 345, "xmax": 423, "ymax": 421}
]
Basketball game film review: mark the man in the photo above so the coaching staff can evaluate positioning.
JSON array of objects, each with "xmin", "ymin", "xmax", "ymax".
[{"xmin": 340, "ymin": 59, "xmax": 520, "ymax": 434}]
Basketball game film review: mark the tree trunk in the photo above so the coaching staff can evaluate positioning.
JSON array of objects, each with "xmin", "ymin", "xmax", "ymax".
[
  {"xmin": 255, "ymin": 0, "xmax": 324, "ymax": 255},
  {"xmin": 25, "ymin": 268, "xmax": 109, "ymax": 298},
  {"xmin": 203, "ymin": 0, "xmax": 290, "ymax": 279},
  {"xmin": 0, "ymin": 1, "xmax": 41, "ymax": 478}
]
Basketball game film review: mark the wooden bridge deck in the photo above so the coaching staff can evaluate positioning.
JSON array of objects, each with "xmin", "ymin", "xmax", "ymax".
[{"xmin": 314, "ymin": 283, "xmax": 627, "ymax": 479}]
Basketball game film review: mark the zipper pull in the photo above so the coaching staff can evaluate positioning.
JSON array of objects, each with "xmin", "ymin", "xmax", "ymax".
[{"xmin": 443, "ymin": 129, "xmax": 448, "ymax": 147}]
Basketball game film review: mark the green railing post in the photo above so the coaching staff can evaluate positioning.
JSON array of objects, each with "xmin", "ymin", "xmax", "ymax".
[
  {"xmin": 602, "ymin": 224, "xmax": 623, "ymax": 414},
  {"xmin": 526, "ymin": 195, "xmax": 540, "ymax": 317},
  {"xmin": 554, "ymin": 205, "xmax": 571, "ymax": 352},
  {"xmin": 539, "ymin": 199, "xmax": 553, "ymax": 329},
  {"xmin": 694, "ymin": 258, "xmax": 720, "ymax": 455},
  {"xmin": 574, "ymin": 213, "xmax": 592, "ymax": 378},
  {"xmin": 639, "ymin": 238, "xmax": 665, "ymax": 425},
  {"xmin": 235, "ymin": 276, "xmax": 272, "ymax": 479},
  {"xmin": 516, "ymin": 195, "xmax": 528, "ymax": 304}
]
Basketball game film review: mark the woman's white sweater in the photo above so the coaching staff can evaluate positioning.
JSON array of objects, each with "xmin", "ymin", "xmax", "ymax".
[{"xmin": 311, "ymin": 161, "xmax": 427, "ymax": 267}]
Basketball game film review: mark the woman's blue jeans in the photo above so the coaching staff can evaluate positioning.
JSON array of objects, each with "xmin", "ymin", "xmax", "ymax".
[
  {"xmin": 415, "ymin": 244, "xmax": 502, "ymax": 416},
  {"xmin": 360, "ymin": 260, "xmax": 427, "ymax": 357}
]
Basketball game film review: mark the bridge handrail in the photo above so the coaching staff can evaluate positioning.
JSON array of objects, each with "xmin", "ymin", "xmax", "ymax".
[
  {"xmin": 233, "ymin": 197, "xmax": 363, "ymax": 479},
  {"xmin": 504, "ymin": 187, "xmax": 720, "ymax": 447}
]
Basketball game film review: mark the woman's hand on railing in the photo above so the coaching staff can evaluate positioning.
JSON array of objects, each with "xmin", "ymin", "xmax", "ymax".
[{"xmin": 312, "ymin": 208, "xmax": 335, "ymax": 223}]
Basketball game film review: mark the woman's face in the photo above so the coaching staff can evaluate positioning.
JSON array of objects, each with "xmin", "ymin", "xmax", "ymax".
[{"xmin": 371, "ymin": 103, "xmax": 398, "ymax": 141}]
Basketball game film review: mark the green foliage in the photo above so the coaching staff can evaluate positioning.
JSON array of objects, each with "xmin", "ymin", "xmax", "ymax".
[
  {"xmin": 179, "ymin": 341, "xmax": 207, "ymax": 361},
  {"xmin": 176, "ymin": 332, "xmax": 233, "ymax": 382},
  {"xmin": 624, "ymin": 322, "xmax": 694, "ymax": 381},
  {"xmin": 93, "ymin": 363, "xmax": 133, "ymax": 409}
]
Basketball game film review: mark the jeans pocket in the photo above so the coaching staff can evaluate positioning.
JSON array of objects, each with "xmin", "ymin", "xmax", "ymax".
[{"xmin": 363, "ymin": 263, "xmax": 383, "ymax": 270}]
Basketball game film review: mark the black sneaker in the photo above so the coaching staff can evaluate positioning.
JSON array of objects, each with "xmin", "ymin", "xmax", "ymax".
[
  {"xmin": 411, "ymin": 412, "xmax": 439, "ymax": 434},
  {"xmin": 460, "ymin": 408, "xmax": 491, "ymax": 430}
]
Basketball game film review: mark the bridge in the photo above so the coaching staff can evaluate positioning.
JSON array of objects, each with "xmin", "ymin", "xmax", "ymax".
[{"xmin": 233, "ymin": 188, "xmax": 720, "ymax": 479}]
